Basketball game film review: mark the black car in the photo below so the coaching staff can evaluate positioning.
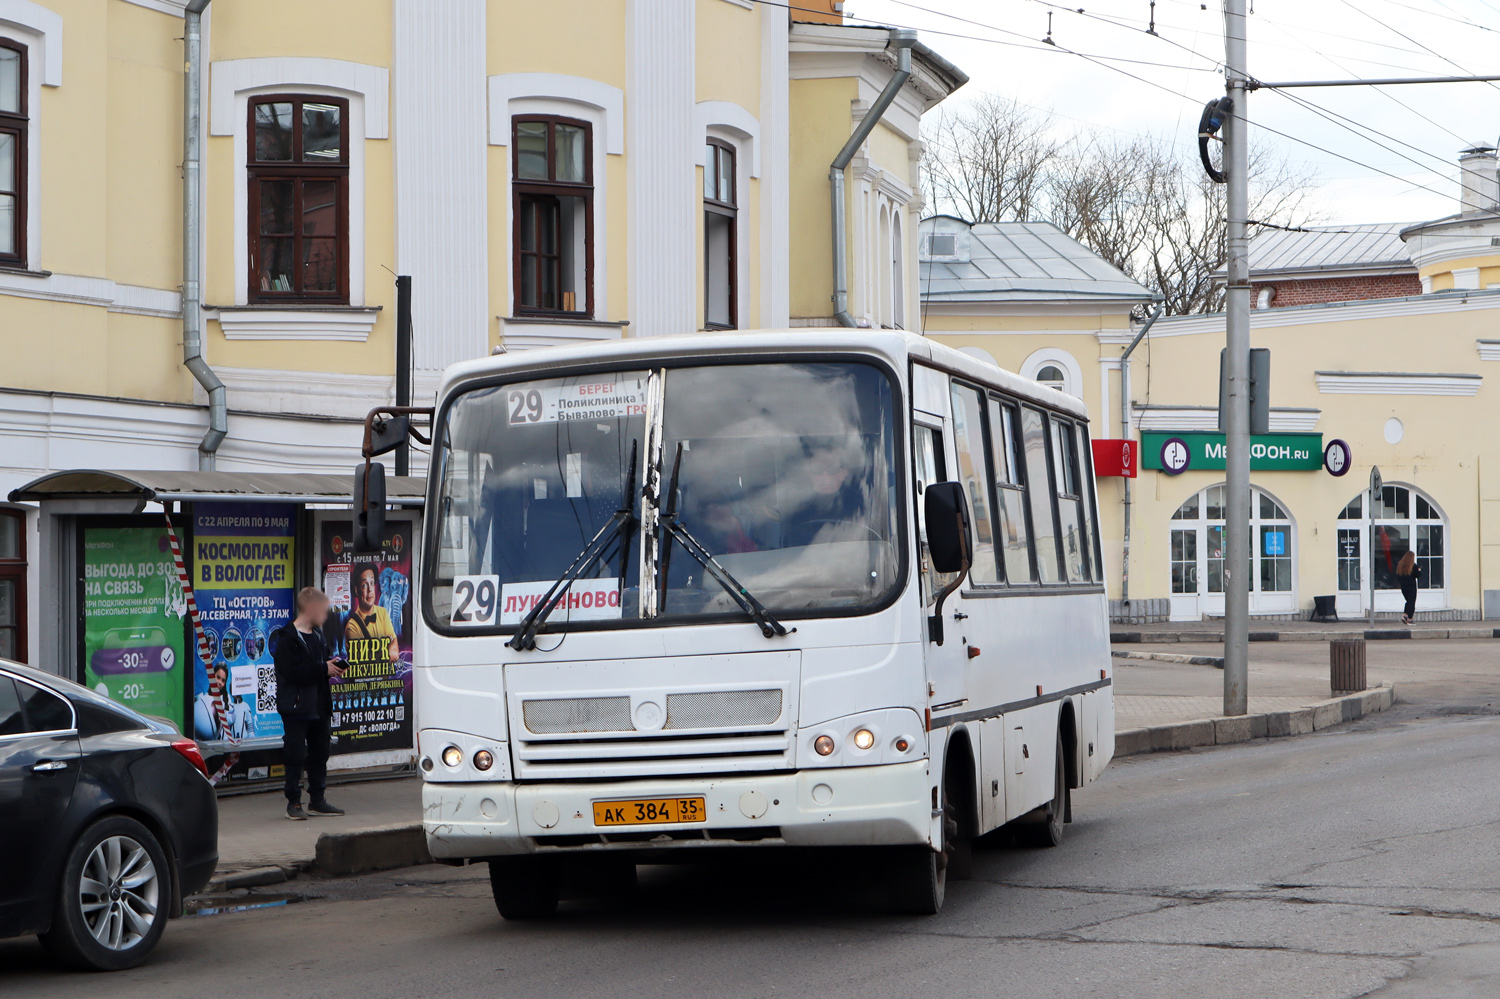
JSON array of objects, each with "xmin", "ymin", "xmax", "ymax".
[{"xmin": 0, "ymin": 661, "xmax": 218, "ymax": 971}]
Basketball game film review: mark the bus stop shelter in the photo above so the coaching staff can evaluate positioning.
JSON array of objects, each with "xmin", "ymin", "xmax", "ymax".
[{"xmin": 9, "ymin": 470, "xmax": 425, "ymax": 787}]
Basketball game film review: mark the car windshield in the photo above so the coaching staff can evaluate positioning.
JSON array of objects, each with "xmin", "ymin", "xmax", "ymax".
[{"xmin": 428, "ymin": 360, "xmax": 900, "ymax": 630}]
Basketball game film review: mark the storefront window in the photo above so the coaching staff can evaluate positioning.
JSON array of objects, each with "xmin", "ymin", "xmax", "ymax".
[
  {"xmin": 1337, "ymin": 486, "xmax": 1445, "ymax": 593},
  {"xmin": 1168, "ymin": 485, "xmax": 1293, "ymax": 606}
]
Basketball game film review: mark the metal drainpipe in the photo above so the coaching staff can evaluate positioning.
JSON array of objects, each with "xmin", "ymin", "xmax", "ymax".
[
  {"xmin": 183, "ymin": 0, "xmax": 225, "ymax": 470},
  {"xmin": 830, "ymin": 29, "xmax": 916, "ymax": 328},
  {"xmin": 1118, "ymin": 300, "xmax": 1165, "ymax": 616}
]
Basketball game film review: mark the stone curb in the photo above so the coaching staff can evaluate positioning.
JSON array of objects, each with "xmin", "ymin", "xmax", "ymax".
[
  {"xmin": 202, "ymin": 865, "xmax": 294, "ymax": 893},
  {"xmin": 312, "ymin": 822, "xmax": 433, "ymax": 877},
  {"xmin": 1112, "ymin": 627, "xmax": 1499, "ymax": 644},
  {"xmin": 1115, "ymin": 683, "xmax": 1395, "ymax": 758},
  {"xmin": 1112, "ymin": 650, "xmax": 1224, "ymax": 668}
]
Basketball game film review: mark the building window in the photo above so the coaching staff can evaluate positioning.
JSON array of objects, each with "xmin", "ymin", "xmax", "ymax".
[
  {"xmin": 1036, "ymin": 365, "xmax": 1066, "ymax": 393},
  {"xmin": 704, "ymin": 139, "xmax": 736, "ymax": 329},
  {"xmin": 1170, "ymin": 485, "xmax": 1294, "ymax": 604},
  {"xmin": 0, "ymin": 40, "xmax": 27, "ymax": 268},
  {"xmin": 891, "ymin": 212, "xmax": 905, "ymax": 329},
  {"xmin": 0, "ymin": 510, "xmax": 25, "ymax": 662},
  {"xmin": 1338, "ymin": 486, "xmax": 1445, "ymax": 595},
  {"xmin": 513, "ymin": 116, "xmax": 593, "ymax": 316},
  {"xmin": 247, "ymin": 95, "xmax": 350, "ymax": 302}
]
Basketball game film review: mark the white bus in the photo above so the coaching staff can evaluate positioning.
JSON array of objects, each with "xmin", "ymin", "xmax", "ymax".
[{"xmin": 409, "ymin": 329, "xmax": 1114, "ymax": 916}]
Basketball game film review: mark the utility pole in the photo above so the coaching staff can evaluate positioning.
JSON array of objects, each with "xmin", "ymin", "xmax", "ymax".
[{"xmin": 1222, "ymin": 0, "xmax": 1251, "ymax": 717}]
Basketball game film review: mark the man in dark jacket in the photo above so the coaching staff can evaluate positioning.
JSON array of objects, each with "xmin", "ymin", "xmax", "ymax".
[{"xmin": 273, "ymin": 587, "xmax": 346, "ymax": 820}]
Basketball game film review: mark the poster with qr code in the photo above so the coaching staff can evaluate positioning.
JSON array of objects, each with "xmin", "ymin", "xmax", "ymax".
[
  {"xmin": 255, "ymin": 665, "xmax": 278, "ymax": 715},
  {"xmin": 190, "ymin": 501, "xmax": 296, "ymax": 750},
  {"xmin": 320, "ymin": 518, "xmax": 415, "ymax": 754}
]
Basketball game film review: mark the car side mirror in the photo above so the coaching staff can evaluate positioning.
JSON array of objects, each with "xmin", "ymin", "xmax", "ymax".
[
  {"xmin": 924, "ymin": 481, "xmax": 972, "ymax": 574},
  {"xmin": 354, "ymin": 461, "xmax": 387, "ymax": 553},
  {"xmin": 923, "ymin": 481, "xmax": 972, "ymax": 645},
  {"xmin": 367, "ymin": 415, "xmax": 411, "ymax": 457}
]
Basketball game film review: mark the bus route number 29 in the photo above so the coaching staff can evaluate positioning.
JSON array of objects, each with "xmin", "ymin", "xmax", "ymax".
[{"xmin": 450, "ymin": 575, "xmax": 500, "ymax": 627}]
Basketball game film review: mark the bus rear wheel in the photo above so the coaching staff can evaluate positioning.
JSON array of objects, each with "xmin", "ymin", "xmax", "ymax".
[
  {"xmin": 1020, "ymin": 732, "xmax": 1069, "ymax": 848},
  {"xmin": 488, "ymin": 856, "xmax": 560, "ymax": 920}
]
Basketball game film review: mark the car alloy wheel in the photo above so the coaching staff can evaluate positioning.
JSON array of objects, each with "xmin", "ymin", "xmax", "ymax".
[{"xmin": 79, "ymin": 835, "xmax": 161, "ymax": 951}]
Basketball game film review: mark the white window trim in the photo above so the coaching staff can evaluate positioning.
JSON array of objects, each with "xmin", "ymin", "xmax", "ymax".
[
  {"xmin": 1314, "ymin": 371, "xmax": 1482, "ymax": 396},
  {"xmin": 703, "ymin": 125, "xmax": 751, "ymax": 329},
  {"xmin": 0, "ymin": 1, "xmax": 60, "ymax": 270},
  {"xmin": 488, "ymin": 74, "xmax": 622, "ymax": 320},
  {"xmin": 210, "ymin": 58, "xmax": 389, "ymax": 310},
  {"xmin": 1020, "ymin": 347, "xmax": 1084, "ymax": 400}
]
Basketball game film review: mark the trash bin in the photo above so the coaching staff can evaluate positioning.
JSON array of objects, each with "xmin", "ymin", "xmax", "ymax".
[
  {"xmin": 1310, "ymin": 594, "xmax": 1338, "ymax": 623},
  {"xmin": 1330, "ymin": 639, "xmax": 1366, "ymax": 695}
]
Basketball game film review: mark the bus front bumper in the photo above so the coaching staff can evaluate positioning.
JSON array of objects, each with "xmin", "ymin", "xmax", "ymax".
[{"xmin": 422, "ymin": 759, "xmax": 934, "ymax": 858}]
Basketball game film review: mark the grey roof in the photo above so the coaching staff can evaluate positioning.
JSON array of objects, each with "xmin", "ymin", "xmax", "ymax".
[
  {"xmin": 918, "ymin": 218, "xmax": 1156, "ymax": 304},
  {"xmin": 1243, "ymin": 223, "xmax": 1416, "ymax": 277},
  {"xmin": 8, "ymin": 470, "xmax": 427, "ymax": 506}
]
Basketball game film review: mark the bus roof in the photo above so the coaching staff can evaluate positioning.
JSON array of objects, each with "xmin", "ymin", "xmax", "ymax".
[{"xmin": 439, "ymin": 329, "xmax": 1089, "ymax": 422}]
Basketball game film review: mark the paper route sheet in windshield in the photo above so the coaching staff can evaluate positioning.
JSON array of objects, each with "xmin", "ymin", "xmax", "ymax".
[{"xmin": 506, "ymin": 377, "xmax": 648, "ymax": 426}]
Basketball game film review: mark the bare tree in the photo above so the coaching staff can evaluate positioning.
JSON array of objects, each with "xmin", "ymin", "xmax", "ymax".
[
  {"xmin": 923, "ymin": 97, "xmax": 1319, "ymax": 314},
  {"xmin": 923, "ymin": 95, "xmax": 1061, "ymax": 224}
]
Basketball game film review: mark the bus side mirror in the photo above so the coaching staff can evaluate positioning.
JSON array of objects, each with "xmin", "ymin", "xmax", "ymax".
[
  {"xmin": 354, "ymin": 461, "xmax": 387, "ymax": 553},
  {"xmin": 923, "ymin": 482, "xmax": 972, "ymax": 646},
  {"xmin": 924, "ymin": 481, "xmax": 971, "ymax": 574}
]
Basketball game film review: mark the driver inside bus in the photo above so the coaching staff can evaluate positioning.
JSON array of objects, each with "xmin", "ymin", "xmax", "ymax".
[{"xmin": 780, "ymin": 436, "xmax": 868, "ymax": 548}]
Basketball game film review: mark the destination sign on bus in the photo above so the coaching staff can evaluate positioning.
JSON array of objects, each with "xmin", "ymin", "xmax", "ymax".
[{"xmin": 506, "ymin": 378, "xmax": 647, "ymax": 426}]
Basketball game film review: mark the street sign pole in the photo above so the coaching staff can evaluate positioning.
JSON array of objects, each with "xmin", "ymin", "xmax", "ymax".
[
  {"xmin": 1368, "ymin": 466, "xmax": 1382, "ymax": 626},
  {"xmin": 1222, "ymin": 0, "xmax": 1251, "ymax": 716}
]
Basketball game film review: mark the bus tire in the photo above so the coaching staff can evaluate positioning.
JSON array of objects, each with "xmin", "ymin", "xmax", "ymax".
[
  {"xmin": 889, "ymin": 846, "xmax": 945, "ymax": 915},
  {"xmin": 488, "ymin": 856, "xmax": 560, "ymax": 920},
  {"xmin": 942, "ymin": 783, "xmax": 972, "ymax": 881},
  {"xmin": 1020, "ymin": 732, "xmax": 1069, "ymax": 848}
]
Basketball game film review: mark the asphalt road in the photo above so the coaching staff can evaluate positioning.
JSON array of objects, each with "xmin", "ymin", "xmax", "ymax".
[{"xmin": 7, "ymin": 697, "xmax": 1500, "ymax": 996}]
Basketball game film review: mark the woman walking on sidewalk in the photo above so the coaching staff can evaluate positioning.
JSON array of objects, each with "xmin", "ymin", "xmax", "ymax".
[{"xmin": 1396, "ymin": 551, "xmax": 1422, "ymax": 626}]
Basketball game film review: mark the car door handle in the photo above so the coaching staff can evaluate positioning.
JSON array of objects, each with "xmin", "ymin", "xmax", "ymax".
[{"xmin": 33, "ymin": 760, "xmax": 69, "ymax": 772}]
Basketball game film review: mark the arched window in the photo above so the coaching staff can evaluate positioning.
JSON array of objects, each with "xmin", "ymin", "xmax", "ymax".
[
  {"xmin": 1336, "ymin": 485, "xmax": 1446, "ymax": 613},
  {"xmin": 1167, "ymin": 484, "xmax": 1295, "ymax": 619},
  {"xmin": 1036, "ymin": 365, "xmax": 1066, "ymax": 393}
]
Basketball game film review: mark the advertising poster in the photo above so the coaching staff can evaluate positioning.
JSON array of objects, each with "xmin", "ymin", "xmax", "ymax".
[
  {"xmin": 191, "ymin": 502, "xmax": 296, "ymax": 749},
  {"xmin": 81, "ymin": 526, "xmax": 188, "ymax": 731},
  {"xmin": 320, "ymin": 520, "xmax": 413, "ymax": 754}
]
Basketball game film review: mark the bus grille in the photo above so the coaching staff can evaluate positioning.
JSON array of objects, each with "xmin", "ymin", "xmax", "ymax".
[
  {"xmin": 514, "ymin": 689, "xmax": 790, "ymax": 779},
  {"xmin": 522, "ymin": 696, "xmax": 633, "ymax": 734}
]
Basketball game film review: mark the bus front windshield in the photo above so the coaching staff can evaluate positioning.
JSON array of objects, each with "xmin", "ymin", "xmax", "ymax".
[{"xmin": 428, "ymin": 360, "xmax": 900, "ymax": 632}]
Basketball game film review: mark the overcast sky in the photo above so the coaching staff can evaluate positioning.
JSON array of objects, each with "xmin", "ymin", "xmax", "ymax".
[{"xmin": 844, "ymin": 0, "xmax": 1500, "ymax": 225}]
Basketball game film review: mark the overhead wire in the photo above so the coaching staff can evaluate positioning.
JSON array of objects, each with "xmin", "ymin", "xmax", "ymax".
[
  {"xmin": 1252, "ymin": 10, "xmax": 1472, "ymax": 146},
  {"xmin": 777, "ymin": 0, "xmax": 1477, "ymax": 216}
]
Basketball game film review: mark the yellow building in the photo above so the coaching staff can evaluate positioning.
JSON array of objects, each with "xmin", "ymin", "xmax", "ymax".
[
  {"xmin": 0, "ymin": 0, "xmax": 964, "ymax": 664},
  {"xmin": 923, "ymin": 185, "xmax": 1500, "ymax": 624}
]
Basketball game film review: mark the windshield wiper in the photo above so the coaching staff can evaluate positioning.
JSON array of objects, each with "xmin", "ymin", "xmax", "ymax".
[
  {"xmin": 509, "ymin": 439, "xmax": 638, "ymax": 651},
  {"xmin": 657, "ymin": 443, "xmax": 791, "ymax": 639}
]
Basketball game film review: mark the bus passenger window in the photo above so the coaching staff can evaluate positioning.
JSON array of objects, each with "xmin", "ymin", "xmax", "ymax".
[
  {"xmin": 1051, "ymin": 417, "xmax": 1090, "ymax": 583},
  {"xmin": 1021, "ymin": 406, "xmax": 1062, "ymax": 583},
  {"xmin": 949, "ymin": 385, "xmax": 998, "ymax": 584},
  {"xmin": 989, "ymin": 399, "xmax": 1034, "ymax": 584},
  {"xmin": 1073, "ymin": 422, "xmax": 1101, "ymax": 582}
]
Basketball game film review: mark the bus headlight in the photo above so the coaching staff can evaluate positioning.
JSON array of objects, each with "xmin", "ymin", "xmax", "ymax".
[
  {"xmin": 852, "ymin": 728, "xmax": 876, "ymax": 751},
  {"xmin": 473, "ymin": 750, "xmax": 495, "ymax": 771},
  {"xmin": 442, "ymin": 746, "xmax": 463, "ymax": 768},
  {"xmin": 814, "ymin": 735, "xmax": 836, "ymax": 756}
]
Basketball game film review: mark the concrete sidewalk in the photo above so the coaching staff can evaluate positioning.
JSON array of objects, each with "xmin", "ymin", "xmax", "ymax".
[
  {"xmin": 1112, "ymin": 619, "xmax": 1500, "ymax": 644},
  {"xmin": 214, "ymin": 777, "xmax": 422, "ymax": 879}
]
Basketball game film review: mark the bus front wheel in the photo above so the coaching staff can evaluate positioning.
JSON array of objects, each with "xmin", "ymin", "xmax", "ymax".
[{"xmin": 488, "ymin": 856, "xmax": 560, "ymax": 920}]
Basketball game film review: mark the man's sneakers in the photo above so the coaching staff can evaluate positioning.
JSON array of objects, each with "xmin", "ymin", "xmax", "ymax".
[
  {"xmin": 287, "ymin": 802, "xmax": 308, "ymax": 821},
  {"xmin": 308, "ymin": 798, "xmax": 345, "ymax": 817}
]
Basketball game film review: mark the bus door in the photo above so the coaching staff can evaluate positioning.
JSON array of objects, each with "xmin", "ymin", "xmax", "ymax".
[{"xmin": 912, "ymin": 416, "xmax": 967, "ymax": 716}]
